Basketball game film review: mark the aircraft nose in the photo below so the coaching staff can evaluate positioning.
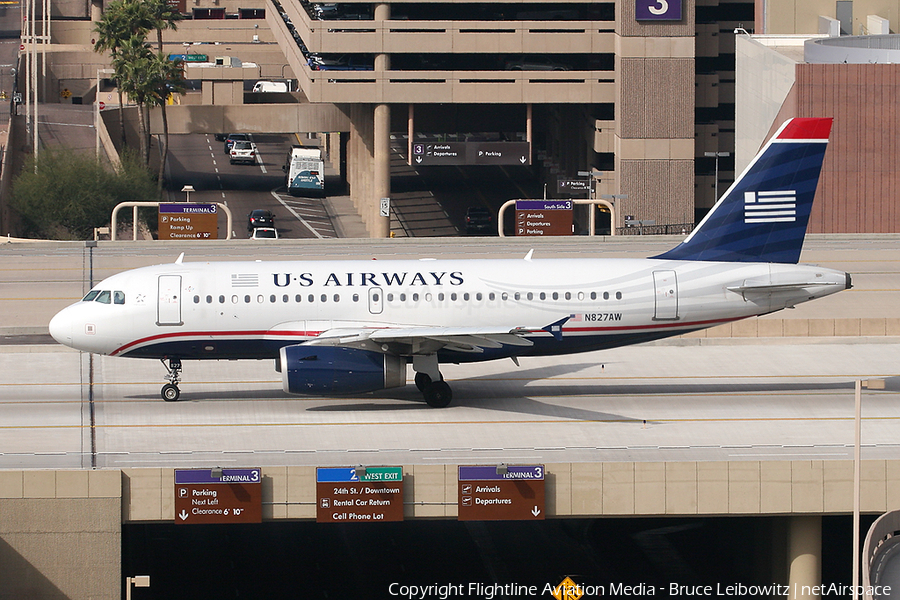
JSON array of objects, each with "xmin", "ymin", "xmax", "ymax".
[{"xmin": 49, "ymin": 308, "xmax": 74, "ymax": 346}]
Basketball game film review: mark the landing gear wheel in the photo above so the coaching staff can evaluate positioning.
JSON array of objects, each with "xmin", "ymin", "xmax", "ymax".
[
  {"xmin": 414, "ymin": 372, "xmax": 432, "ymax": 392},
  {"xmin": 161, "ymin": 357, "xmax": 183, "ymax": 402},
  {"xmin": 423, "ymin": 380, "xmax": 452, "ymax": 408},
  {"xmin": 161, "ymin": 383, "xmax": 180, "ymax": 402}
]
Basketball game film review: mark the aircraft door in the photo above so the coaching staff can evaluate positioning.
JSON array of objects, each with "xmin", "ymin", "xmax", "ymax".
[
  {"xmin": 368, "ymin": 287, "xmax": 383, "ymax": 315},
  {"xmin": 158, "ymin": 275, "xmax": 183, "ymax": 326},
  {"xmin": 652, "ymin": 270, "xmax": 679, "ymax": 320}
]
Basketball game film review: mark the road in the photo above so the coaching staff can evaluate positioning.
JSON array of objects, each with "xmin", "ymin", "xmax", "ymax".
[
  {"xmin": 165, "ymin": 132, "xmax": 341, "ymax": 239},
  {"xmin": 2, "ymin": 338, "xmax": 899, "ymax": 470}
]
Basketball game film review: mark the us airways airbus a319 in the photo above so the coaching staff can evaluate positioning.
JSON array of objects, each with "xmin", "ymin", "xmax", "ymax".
[{"xmin": 49, "ymin": 118, "xmax": 850, "ymax": 407}]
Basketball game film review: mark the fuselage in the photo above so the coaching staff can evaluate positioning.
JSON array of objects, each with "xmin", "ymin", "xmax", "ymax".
[{"xmin": 49, "ymin": 256, "xmax": 849, "ymax": 363}]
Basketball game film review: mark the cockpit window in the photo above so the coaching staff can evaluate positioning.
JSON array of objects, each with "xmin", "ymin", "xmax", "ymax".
[
  {"xmin": 82, "ymin": 290, "xmax": 100, "ymax": 302},
  {"xmin": 95, "ymin": 291, "xmax": 111, "ymax": 304},
  {"xmin": 113, "ymin": 291, "xmax": 125, "ymax": 305}
]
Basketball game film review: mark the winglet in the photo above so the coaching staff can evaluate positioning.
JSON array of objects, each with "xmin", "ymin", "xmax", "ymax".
[{"xmin": 175, "ymin": 252, "xmax": 185, "ymax": 265}]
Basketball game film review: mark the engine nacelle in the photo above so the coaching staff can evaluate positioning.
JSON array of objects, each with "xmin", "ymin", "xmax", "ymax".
[{"xmin": 280, "ymin": 345, "xmax": 407, "ymax": 395}]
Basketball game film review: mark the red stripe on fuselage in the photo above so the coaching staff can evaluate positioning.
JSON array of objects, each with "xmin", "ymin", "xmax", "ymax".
[{"xmin": 111, "ymin": 315, "xmax": 744, "ymax": 356}]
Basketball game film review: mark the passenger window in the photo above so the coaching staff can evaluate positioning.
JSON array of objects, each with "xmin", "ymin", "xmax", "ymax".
[
  {"xmin": 603, "ymin": 292, "xmax": 609, "ymax": 300},
  {"xmin": 412, "ymin": 293, "xmax": 419, "ymax": 302},
  {"xmin": 400, "ymin": 293, "xmax": 407, "ymax": 302},
  {"xmin": 296, "ymin": 295, "xmax": 302, "ymax": 303},
  {"xmin": 501, "ymin": 292, "xmax": 508, "ymax": 301},
  {"xmin": 616, "ymin": 292, "xmax": 623, "ymax": 300},
  {"xmin": 590, "ymin": 292, "xmax": 597, "ymax": 300},
  {"xmin": 95, "ymin": 291, "xmax": 111, "ymax": 304},
  {"xmin": 514, "ymin": 292, "xmax": 520, "ymax": 301},
  {"xmin": 244, "ymin": 295, "xmax": 251, "ymax": 303},
  {"xmin": 352, "ymin": 294, "xmax": 360, "ymax": 302},
  {"xmin": 333, "ymin": 294, "xmax": 340, "ymax": 302},
  {"xmin": 438, "ymin": 293, "xmax": 445, "ymax": 301},
  {"xmin": 205, "ymin": 295, "xmax": 212, "ymax": 304},
  {"xmin": 219, "ymin": 295, "xmax": 225, "ymax": 304},
  {"xmin": 308, "ymin": 294, "xmax": 314, "ymax": 303},
  {"xmin": 552, "ymin": 292, "xmax": 558, "ymax": 301},
  {"xmin": 283, "ymin": 295, "xmax": 289, "ymax": 303},
  {"xmin": 320, "ymin": 294, "xmax": 327, "ymax": 303},
  {"xmin": 387, "ymin": 293, "xmax": 394, "ymax": 302},
  {"xmin": 476, "ymin": 293, "xmax": 483, "ymax": 301},
  {"xmin": 463, "ymin": 293, "xmax": 470, "ymax": 301},
  {"xmin": 451, "ymin": 293, "xmax": 458, "ymax": 301},
  {"xmin": 527, "ymin": 292, "xmax": 533, "ymax": 301},
  {"xmin": 114, "ymin": 291, "xmax": 126, "ymax": 305},
  {"xmin": 193, "ymin": 295, "xmax": 200, "ymax": 304}
]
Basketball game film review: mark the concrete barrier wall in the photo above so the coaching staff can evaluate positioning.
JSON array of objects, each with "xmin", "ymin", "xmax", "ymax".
[
  {"xmin": 122, "ymin": 460, "xmax": 900, "ymax": 523},
  {"xmin": 0, "ymin": 471, "xmax": 122, "ymax": 600}
]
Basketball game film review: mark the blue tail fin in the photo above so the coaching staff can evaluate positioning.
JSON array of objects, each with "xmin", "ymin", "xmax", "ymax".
[{"xmin": 655, "ymin": 117, "xmax": 832, "ymax": 264}]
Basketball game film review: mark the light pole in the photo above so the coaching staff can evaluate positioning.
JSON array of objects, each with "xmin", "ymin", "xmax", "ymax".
[
  {"xmin": 125, "ymin": 576, "xmax": 150, "ymax": 600},
  {"xmin": 704, "ymin": 151, "xmax": 730, "ymax": 202},
  {"xmin": 181, "ymin": 184, "xmax": 195, "ymax": 203}
]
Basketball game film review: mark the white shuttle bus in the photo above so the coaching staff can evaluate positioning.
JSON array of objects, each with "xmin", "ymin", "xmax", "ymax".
[{"xmin": 284, "ymin": 146, "xmax": 325, "ymax": 196}]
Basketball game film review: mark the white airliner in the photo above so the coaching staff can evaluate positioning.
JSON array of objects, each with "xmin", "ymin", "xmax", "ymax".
[{"xmin": 49, "ymin": 118, "xmax": 850, "ymax": 407}]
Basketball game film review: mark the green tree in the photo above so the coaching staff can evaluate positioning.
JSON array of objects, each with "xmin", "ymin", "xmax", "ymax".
[
  {"xmin": 93, "ymin": 0, "xmax": 185, "ymax": 180},
  {"xmin": 11, "ymin": 150, "xmax": 158, "ymax": 240},
  {"xmin": 93, "ymin": 0, "xmax": 133, "ymax": 147}
]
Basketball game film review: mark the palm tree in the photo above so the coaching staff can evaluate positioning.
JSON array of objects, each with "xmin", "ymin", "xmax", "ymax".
[
  {"xmin": 144, "ymin": 0, "xmax": 183, "ymax": 190},
  {"xmin": 113, "ymin": 34, "xmax": 155, "ymax": 165},
  {"xmin": 93, "ymin": 0, "xmax": 133, "ymax": 147}
]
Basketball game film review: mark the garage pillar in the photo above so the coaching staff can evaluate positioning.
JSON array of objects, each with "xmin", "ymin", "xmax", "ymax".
[
  {"xmin": 788, "ymin": 515, "xmax": 822, "ymax": 600},
  {"xmin": 372, "ymin": 2, "xmax": 391, "ymax": 238}
]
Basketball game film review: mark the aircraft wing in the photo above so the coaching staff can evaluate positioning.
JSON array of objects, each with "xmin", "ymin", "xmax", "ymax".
[{"xmin": 305, "ymin": 325, "xmax": 537, "ymax": 354}]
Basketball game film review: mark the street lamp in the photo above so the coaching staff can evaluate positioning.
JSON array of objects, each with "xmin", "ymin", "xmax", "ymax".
[
  {"xmin": 125, "ymin": 576, "xmax": 150, "ymax": 600},
  {"xmin": 704, "ymin": 151, "xmax": 730, "ymax": 202},
  {"xmin": 181, "ymin": 184, "xmax": 195, "ymax": 202}
]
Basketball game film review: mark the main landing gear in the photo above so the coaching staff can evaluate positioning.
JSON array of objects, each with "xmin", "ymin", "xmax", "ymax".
[
  {"xmin": 413, "ymin": 355, "xmax": 452, "ymax": 408},
  {"xmin": 160, "ymin": 357, "xmax": 182, "ymax": 402}
]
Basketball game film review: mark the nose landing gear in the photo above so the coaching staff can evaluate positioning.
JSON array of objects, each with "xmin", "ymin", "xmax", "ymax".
[{"xmin": 161, "ymin": 357, "xmax": 183, "ymax": 401}]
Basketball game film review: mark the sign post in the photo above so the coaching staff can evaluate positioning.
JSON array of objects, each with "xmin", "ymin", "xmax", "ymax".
[
  {"xmin": 458, "ymin": 465, "xmax": 545, "ymax": 521},
  {"xmin": 316, "ymin": 467, "xmax": 405, "ymax": 523}
]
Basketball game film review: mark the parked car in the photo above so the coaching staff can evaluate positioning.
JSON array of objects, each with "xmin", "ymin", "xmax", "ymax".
[
  {"xmin": 247, "ymin": 209, "xmax": 275, "ymax": 232},
  {"xmin": 307, "ymin": 53, "xmax": 373, "ymax": 71},
  {"xmin": 504, "ymin": 56, "xmax": 570, "ymax": 71},
  {"xmin": 230, "ymin": 140, "xmax": 258, "ymax": 165},
  {"xmin": 465, "ymin": 206, "xmax": 493, "ymax": 234},
  {"xmin": 250, "ymin": 227, "xmax": 278, "ymax": 240},
  {"xmin": 252, "ymin": 80, "xmax": 289, "ymax": 93},
  {"xmin": 224, "ymin": 133, "xmax": 250, "ymax": 154}
]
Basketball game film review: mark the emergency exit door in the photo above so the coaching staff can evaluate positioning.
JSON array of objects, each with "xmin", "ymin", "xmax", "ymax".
[{"xmin": 652, "ymin": 270, "xmax": 679, "ymax": 320}]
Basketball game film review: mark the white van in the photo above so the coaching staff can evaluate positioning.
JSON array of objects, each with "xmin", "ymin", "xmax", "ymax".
[{"xmin": 252, "ymin": 80, "xmax": 289, "ymax": 93}]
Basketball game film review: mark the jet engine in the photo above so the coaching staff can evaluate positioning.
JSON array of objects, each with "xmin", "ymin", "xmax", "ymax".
[{"xmin": 279, "ymin": 345, "xmax": 407, "ymax": 395}]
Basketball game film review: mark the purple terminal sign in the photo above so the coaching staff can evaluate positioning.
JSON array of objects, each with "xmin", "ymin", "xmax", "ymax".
[
  {"xmin": 635, "ymin": 0, "xmax": 682, "ymax": 20},
  {"xmin": 159, "ymin": 203, "xmax": 217, "ymax": 214},
  {"xmin": 515, "ymin": 200, "xmax": 572, "ymax": 211},
  {"xmin": 175, "ymin": 468, "xmax": 261, "ymax": 485},
  {"xmin": 458, "ymin": 465, "xmax": 544, "ymax": 481}
]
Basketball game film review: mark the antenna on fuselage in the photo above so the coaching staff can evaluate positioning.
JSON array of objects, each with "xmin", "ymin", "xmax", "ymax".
[
  {"xmin": 524, "ymin": 249, "xmax": 534, "ymax": 261},
  {"xmin": 175, "ymin": 253, "xmax": 185, "ymax": 265}
]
